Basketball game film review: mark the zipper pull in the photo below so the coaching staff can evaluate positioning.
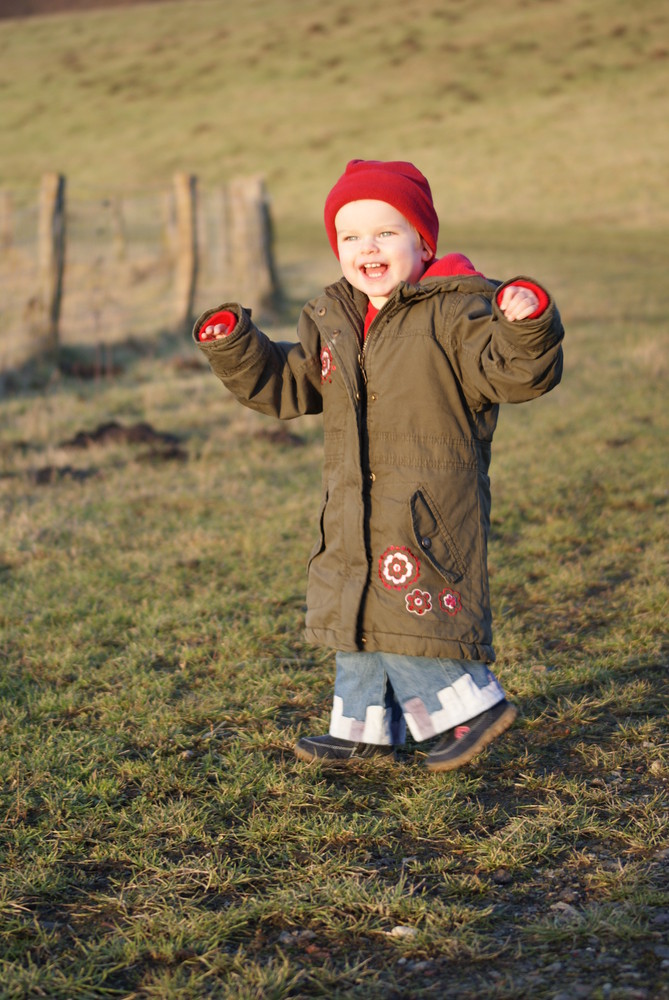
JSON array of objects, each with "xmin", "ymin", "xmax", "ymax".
[{"xmin": 358, "ymin": 353, "xmax": 368, "ymax": 384}]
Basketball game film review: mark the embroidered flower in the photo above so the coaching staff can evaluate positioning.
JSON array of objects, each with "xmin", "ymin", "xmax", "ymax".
[
  {"xmin": 405, "ymin": 588, "xmax": 432, "ymax": 616},
  {"xmin": 438, "ymin": 587, "xmax": 462, "ymax": 616},
  {"xmin": 379, "ymin": 546, "xmax": 420, "ymax": 591},
  {"xmin": 320, "ymin": 345, "xmax": 336, "ymax": 384}
]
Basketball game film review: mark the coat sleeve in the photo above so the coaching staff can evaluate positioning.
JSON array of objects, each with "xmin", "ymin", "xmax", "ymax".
[
  {"xmin": 192, "ymin": 303, "xmax": 324, "ymax": 419},
  {"xmin": 443, "ymin": 276, "xmax": 564, "ymax": 409}
]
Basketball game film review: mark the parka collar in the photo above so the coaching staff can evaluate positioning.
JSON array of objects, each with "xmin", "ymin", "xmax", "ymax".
[{"xmin": 322, "ymin": 271, "xmax": 497, "ymax": 316}]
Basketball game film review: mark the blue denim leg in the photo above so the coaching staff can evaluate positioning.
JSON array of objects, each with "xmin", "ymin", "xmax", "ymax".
[
  {"xmin": 329, "ymin": 650, "xmax": 505, "ymax": 744},
  {"xmin": 329, "ymin": 651, "xmax": 406, "ymax": 745},
  {"xmin": 380, "ymin": 652, "xmax": 505, "ymax": 741}
]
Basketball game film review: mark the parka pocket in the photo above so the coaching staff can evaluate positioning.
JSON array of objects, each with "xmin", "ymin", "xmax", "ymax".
[{"xmin": 410, "ymin": 488, "xmax": 467, "ymax": 584}]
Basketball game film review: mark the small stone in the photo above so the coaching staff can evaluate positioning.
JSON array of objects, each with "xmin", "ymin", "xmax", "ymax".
[
  {"xmin": 550, "ymin": 901, "xmax": 581, "ymax": 921},
  {"xmin": 492, "ymin": 868, "xmax": 513, "ymax": 884},
  {"xmin": 389, "ymin": 925, "xmax": 418, "ymax": 939}
]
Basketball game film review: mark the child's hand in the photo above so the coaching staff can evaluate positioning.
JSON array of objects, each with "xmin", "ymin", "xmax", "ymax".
[
  {"xmin": 498, "ymin": 284, "xmax": 540, "ymax": 322},
  {"xmin": 198, "ymin": 310, "xmax": 237, "ymax": 341},
  {"xmin": 200, "ymin": 322, "xmax": 230, "ymax": 342}
]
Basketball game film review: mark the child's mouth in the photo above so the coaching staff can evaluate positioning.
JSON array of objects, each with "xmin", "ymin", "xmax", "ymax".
[{"xmin": 362, "ymin": 263, "xmax": 388, "ymax": 279}]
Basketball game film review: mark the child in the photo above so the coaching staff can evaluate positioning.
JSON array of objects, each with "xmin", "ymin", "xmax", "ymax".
[{"xmin": 195, "ymin": 159, "xmax": 564, "ymax": 772}]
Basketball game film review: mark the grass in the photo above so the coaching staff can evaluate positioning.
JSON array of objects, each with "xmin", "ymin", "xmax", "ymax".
[
  {"xmin": 0, "ymin": 222, "xmax": 667, "ymax": 997},
  {"xmin": 0, "ymin": 0, "xmax": 668, "ymax": 996}
]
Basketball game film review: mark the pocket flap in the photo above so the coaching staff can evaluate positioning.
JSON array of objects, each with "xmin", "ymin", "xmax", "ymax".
[{"xmin": 410, "ymin": 488, "xmax": 466, "ymax": 584}]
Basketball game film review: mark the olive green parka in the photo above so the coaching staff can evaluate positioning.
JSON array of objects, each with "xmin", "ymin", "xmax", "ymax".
[{"xmin": 194, "ymin": 272, "xmax": 564, "ymax": 663}]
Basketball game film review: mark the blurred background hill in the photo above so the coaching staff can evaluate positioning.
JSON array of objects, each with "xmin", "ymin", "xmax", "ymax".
[
  {"xmin": 0, "ymin": 0, "xmax": 667, "ymax": 362},
  {"xmin": 1, "ymin": 0, "xmax": 666, "ymax": 234}
]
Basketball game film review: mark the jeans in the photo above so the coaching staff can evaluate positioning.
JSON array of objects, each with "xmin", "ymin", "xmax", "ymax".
[{"xmin": 329, "ymin": 650, "xmax": 505, "ymax": 745}]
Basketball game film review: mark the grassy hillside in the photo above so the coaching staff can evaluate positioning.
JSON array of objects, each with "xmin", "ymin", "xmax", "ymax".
[{"xmin": 0, "ymin": 0, "xmax": 668, "ymax": 240}]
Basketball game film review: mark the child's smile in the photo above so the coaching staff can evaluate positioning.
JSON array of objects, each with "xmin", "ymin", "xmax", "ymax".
[{"xmin": 335, "ymin": 200, "xmax": 433, "ymax": 308}]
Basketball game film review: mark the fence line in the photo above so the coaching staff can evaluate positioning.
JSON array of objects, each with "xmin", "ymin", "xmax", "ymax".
[{"xmin": 0, "ymin": 172, "xmax": 279, "ymax": 375}]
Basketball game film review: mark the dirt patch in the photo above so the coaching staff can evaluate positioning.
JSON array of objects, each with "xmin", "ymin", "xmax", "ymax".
[
  {"xmin": 31, "ymin": 464, "xmax": 99, "ymax": 485},
  {"xmin": 60, "ymin": 420, "xmax": 180, "ymax": 449},
  {"xmin": 54, "ymin": 420, "xmax": 188, "ymax": 468}
]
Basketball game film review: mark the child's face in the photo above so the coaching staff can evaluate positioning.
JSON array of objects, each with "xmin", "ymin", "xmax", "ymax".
[{"xmin": 334, "ymin": 200, "xmax": 433, "ymax": 308}]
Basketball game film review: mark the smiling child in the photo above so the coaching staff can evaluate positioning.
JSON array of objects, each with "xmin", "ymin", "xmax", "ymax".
[{"xmin": 195, "ymin": 159, "xmax": 563, "ymax": 771}]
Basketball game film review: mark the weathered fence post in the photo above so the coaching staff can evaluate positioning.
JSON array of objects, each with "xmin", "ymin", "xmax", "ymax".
[
  {"xmin": 173, "ymin": 172, "xmax": 198, "ymax": 331},
  {"xmin": 212, "ymin": 184, "xmax": 231, "ymax": 291},
  {"xmin": 229, "ymin": 175, "xmax": 279, "ymax": 314},
  {"xmin": 110, "ymin": 196, "xmax": 126, "ymax": 262},
  {"xmin": 37, "ymin": 171, "xmax": 66, "ymax": 355}
]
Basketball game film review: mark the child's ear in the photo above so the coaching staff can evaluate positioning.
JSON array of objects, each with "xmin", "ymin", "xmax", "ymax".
[{"xmin": 421, "ymin": 239, "xmax": 433, "ymax": 261}]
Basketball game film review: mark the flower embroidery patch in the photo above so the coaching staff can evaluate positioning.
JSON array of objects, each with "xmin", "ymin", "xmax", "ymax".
[
  {"xmin": 379, "ymin": 546, "xmax": 420, "ymax": 591},
  {"xmin": 438, "ymin": 587, "xmax": 462, "ymax": 616},
  {"xmin": 405, "ymin": 588, "xmax": 432, "ymax": 616},
  {"xmin": 320, "ymin": 345, "xmax": 336, "ymax": 384}
]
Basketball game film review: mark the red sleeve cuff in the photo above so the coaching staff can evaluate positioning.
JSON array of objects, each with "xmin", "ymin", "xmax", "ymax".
[
  {"xmin": 497, "ymin": 280, "xmax": 549, "ymax": 319},
  {"xmin": 198, "ymin": 310, "xmax": 238, "ymax": 341}
]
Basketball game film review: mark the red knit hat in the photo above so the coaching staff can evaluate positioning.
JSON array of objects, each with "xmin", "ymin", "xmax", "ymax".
[{"xmin": 324, "ymin": 159, "xmax": 439, "ymax": 259}]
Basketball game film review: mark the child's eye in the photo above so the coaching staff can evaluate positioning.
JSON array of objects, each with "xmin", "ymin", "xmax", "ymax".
[{"xmin": 379, "ymin": 231, "xmax": 396, "ymax": 238}]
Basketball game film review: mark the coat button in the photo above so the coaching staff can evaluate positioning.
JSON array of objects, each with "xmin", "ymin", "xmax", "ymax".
[
  {"xmin": 369, "ymin": 472, "xmax": 376, "ymax": 482},
  {"xmin": 317, "ymin": 307, "xmax": 326, "ymax": 316},
  {"xmin": 421, "ymin": 537, "xmax": 432, "ymax": 549},
  {"xmin": 370, "ymin": 392, "xmax": 378, "ymax": 402}
]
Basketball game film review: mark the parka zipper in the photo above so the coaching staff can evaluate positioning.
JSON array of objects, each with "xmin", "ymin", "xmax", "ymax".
[
  {"xmin": 358, "ymin": 295, "xmax": 398, "ymax": 384},
  {"xmin": 323, "ymin": 283, "xmax": 405, "ymax": 386}
]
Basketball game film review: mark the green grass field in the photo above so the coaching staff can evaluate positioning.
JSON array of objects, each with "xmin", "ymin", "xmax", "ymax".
[{"xmin": 1, "ymin": 1, "xmax": 668, "ymax": 997}]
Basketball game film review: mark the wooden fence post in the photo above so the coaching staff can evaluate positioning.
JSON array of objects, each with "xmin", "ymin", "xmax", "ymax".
[
  {"xmin": 229, "ymin": 175, "xmax": 279, "ymax": 314},
  {"xmin": 212, "ymin": 184, "xmax": 231, "ymax": 290},
  {"xmin": 110, "ymin": 196, "xmax": 127, "ymax": 262},
  {"xmin": 173, "ymin": 172, "xmax": 198, "ymax": 331},
  {"xmin": 37, "ymin": 171, "xmax": 66, "ymax": 355}
]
